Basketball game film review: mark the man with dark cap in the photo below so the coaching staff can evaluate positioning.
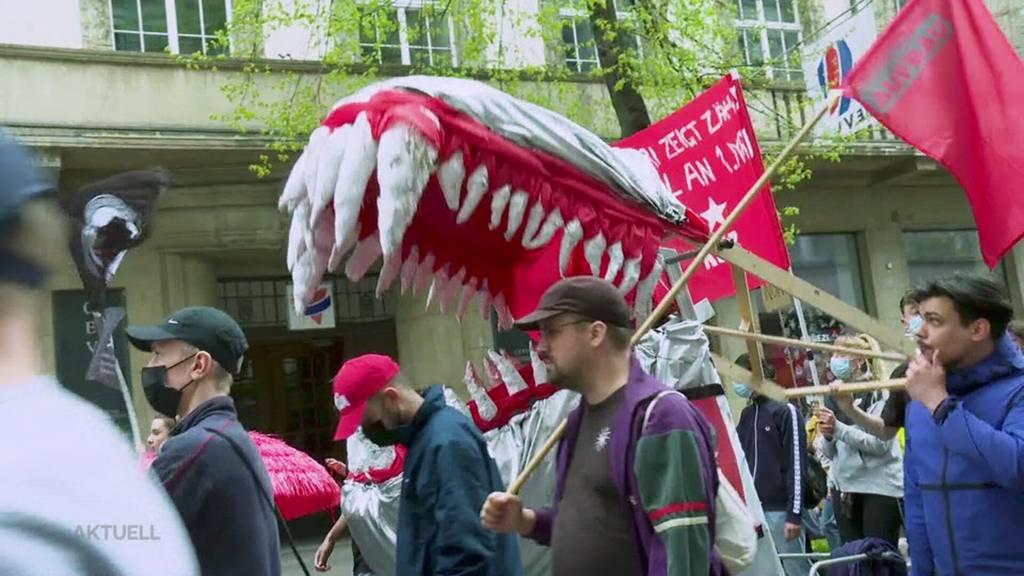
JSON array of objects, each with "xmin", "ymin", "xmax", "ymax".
[
  {"xmin": 332, "ymin": 353, "xmax": 522, "ymax": 576},
  {"xmin": 127, "ymin": 306, "xmax": 281, "ymax": 576},
  {"xmin": 0, "ymin": 133, "xmax": 199, "ymax": 575},
  {"xmin": 481, "ymin": 276, "xmax": 725, "ymax": 576}
]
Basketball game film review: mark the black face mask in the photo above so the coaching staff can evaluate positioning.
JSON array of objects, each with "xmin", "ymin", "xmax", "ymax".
[
  {"xmin": 362, "ymin": 421, "xmax": 401, "ymax": 447},
  {"xmin": 142, "ymin": 354, "xmax": 197, "ymax": 418}
]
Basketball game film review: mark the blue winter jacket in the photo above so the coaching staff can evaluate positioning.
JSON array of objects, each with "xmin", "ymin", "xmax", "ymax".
[
  {"xmin": 904, "ymin": 335, "xmax": 1024, "ymax": 575},
  {"xmin": 392, "ymin": 386, "xmax": 522, "ymax": 576}
]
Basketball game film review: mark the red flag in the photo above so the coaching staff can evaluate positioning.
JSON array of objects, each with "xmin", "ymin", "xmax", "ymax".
[
  {"xmin": 842, "ymin": 0, "xmax": 1024, "ymax": 268},
  {"xmin": 616, "ymin": 75, "xmax": 791, "ymax": 302}
]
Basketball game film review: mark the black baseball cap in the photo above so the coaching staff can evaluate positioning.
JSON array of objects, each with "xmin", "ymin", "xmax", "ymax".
[
  {"xmin": 126, "ymin": 307, "xmax": 248, "ymax": 375},
  {"xmin": 515, "ymin": 276, "xmax": 632, "ymax": 330}
]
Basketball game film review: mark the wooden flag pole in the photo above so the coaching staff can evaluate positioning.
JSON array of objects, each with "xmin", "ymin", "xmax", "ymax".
[
  {"xmin": 507, "ymin": 91, "xmax": 842, "ymax": 495},
  {"xmin": 702, "ymin": 325, "xmax": 908, "ymax": 362},
  {"xmin": 785, "ymin": 378, "xmax": 907, "ymax": 398}
]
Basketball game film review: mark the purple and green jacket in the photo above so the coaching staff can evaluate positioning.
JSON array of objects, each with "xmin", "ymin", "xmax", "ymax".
[{"xmin": 527, "ymin": 358, "xmax": 727, "ymax": 576}]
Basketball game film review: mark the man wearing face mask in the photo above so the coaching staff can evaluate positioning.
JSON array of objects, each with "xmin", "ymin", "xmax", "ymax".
[
  {"xmin": 732, "ymin": 354, "xmax": 811, "ymax": 576},
  {"xmin": 126, "ymin": 307, "xmax": 281, "ymax": 576},
  {"xmin": 331, "ymin": 353, "xmax": 522, "ymax": 576}
]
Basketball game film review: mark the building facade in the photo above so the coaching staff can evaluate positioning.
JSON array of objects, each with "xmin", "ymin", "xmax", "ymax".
[{"xmin": 2, "ymin": 0, "xmax": 1023, "ymax": 454}]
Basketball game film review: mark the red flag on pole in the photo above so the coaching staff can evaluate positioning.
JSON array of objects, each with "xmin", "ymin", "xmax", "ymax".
[{"xmin": 842, "ymin": 0, "xmax": 1024, "ymax": 268}]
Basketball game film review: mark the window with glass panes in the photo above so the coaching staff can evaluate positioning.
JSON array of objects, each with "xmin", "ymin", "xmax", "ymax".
[
  {"xmin": 735, "ymin": 0, "xmax": 803, "ymax": 82},
  {"xmin": 560, "ymin": 0, "xmax": 642, "ymax": 73},
  {"xmin": 358, "ymin": 2, "xmax": 456, "ymax": 67},
  {"xmin": 110, "ymin": 0, "xmax": 230, "ymax": 55},
  {"xmin": 902, "ymin": 230, "xmax": 1009, "ymax": 289}
]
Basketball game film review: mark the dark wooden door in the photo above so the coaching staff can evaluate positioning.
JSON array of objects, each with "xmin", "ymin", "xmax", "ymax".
[{"xmin": 233, "ymin": 340, "xmax": 345, "ymax": 463}]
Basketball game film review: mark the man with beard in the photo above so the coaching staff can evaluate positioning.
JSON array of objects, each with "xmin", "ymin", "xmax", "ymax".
[
  {"xmin": 480, "ymin": 276, "xmax": 724, "ymax": 576},
  {"xmin": 330, "ymin": 354, "xmax": 521, "ymax": 576},
  {"xmin": 903, "ymin": 274, "xmax": 1024, "ymax": 574}
]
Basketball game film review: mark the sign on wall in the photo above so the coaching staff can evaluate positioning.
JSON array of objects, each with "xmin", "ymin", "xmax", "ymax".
[
  {"xmin": 52, "ymin": 289, "xmax": 133, "ymax": 436},
  {"xmin": 287, "ymin": 282, "xmax": 337, "ymax": 330},
  {"xmin": 803, "ymin": 4, "xmax": 879, "ymax": 135}
]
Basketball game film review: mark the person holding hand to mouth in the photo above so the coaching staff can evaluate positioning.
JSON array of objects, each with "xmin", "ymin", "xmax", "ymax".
[{"xmin": 901, "ymin": 274, "xmax": 1024, "ymax": 576}]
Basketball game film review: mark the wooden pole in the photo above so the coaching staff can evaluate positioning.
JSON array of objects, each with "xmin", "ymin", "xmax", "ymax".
[
  {"xmin": 785, "ymin": 378, "xmax": 907, "ymax": 398},
  {"xmin": 702, "ymin": 325, "xmax": 908, "ymax": 362},
  {"xmin": 507, "ymin": 91, "xmax": 842, "ymax": 495}
]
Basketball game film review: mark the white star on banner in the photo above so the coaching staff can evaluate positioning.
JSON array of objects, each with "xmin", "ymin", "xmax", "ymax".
[{"xmin": 700, "ymin": 197, "xmax": 728, "ymax": 231}]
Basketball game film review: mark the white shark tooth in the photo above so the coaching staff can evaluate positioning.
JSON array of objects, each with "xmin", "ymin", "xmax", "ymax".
[
  {"xmin": 618, "ymin": 256, "xmax": 642, "ymax": 295},
  {"xmin": 457, "ymin": 277, "xmax": 479, "ymax": 321},
  {"xmin": 482, "ymin": 354, "xmax": 502, "ymax": 390},
  {"xmin": 493, "ymin": 293, "xmax": 514, "ymax": 330},
  {"xmin": 488, "ymin": 350, "xmax": 528, "ymax": 395},
  {"xmin": 286, "ymin": 200, "xmax": 310, "ymax": 272},
  {"xmin": 633, "ymin": 256, "xmax": 664, "ymax": 322},
  {"xmin": 291, "ymin": 250, "xmax": 314, "ymax": 314},
  {"xmin": 456, "ymin": 164, "xmax": 489, "ymax": 225},
  {"xmin": 520, "ymin": 199, "xmax": 546, "ymax": 247},
  {"xmin": 333, "ymin": 112, "xmax": 376, "ymax": 263},
  {"xmin": 504, "ymin": 190, "xmax": 529, "ymax": 241},
  {"xmin": 413, "ymin": 252, "xmax": 437, "ymax": 295},
  {"xmin": 375, "ymin": 253, "xmax": 403, "ymax": 298},
  {"xmin": 529, "ymin": 342, "xmax": 548, "ymax": 385},
  {"xmin": 376, "ymin": 123, "xmax": 438, "ymax": 261},
  {"xmin": 278, "ymin": 151, "xmax": 308, "ymax": 212},
  {"xmin": 302, "ymin": 126, "xmax": 329, "ymax": 205},
  {"xmin": 399, "ymin": 246, "xmax": 420, "ymax": 295},
  {"xmin": 441, "ymin": 266, "xmax": 467, "ymax": 313},
  {"xmin": 489, "ymin": 185, "xmax": 512, "ymax": 231},
  {"xmin": 478, "ymin": 280, "xmax": 493, "ymax": 321},
  {"xmin": 328, "ymin": 226, "xmax": 358, "ymax": 273},
  {"xmin": 465, "ymin": 363, "xmax": 497, "ymax": 421},
  {"xmin": 603, "ymin": 242, "xmax": 624, "ymax": 283},
  {"xmin": 558, "ymin": 218, "xmax": 583, "ymax": 276},
  {"xmin": 344, "ymin": 231, "xmax": 382, "ymax": 282},
  {"xmin": 310, "ymin": 125, "xmax": 350, "ymax": 228},
  {"xmin": 523, "ymin": 208, "xmax": 564, "ymax": 249},
  {"xmin": 426, "ymin": 264, "xmax": 450, "ymax": 311},
  {"xmin": 584, "ymin": 233, "xmax": 607, "ymax": 277},
  {"xmin": 437, "ymin": 150, "xmax": 465, "ymax": 212}
]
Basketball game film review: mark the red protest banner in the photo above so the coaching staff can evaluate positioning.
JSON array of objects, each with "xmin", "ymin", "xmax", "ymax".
[
  {"xmin": 842, "ymin": 0, "xmax": 1024, "ymax": 268},
  {"xmin": 616, "ymin": 74, "xmax": 791, "ymax": 303}
]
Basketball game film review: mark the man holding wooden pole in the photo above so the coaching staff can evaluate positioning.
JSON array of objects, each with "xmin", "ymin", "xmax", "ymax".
[{"xmin": 480, "ymin": 277, "xmax": 725, "ymax": 576}]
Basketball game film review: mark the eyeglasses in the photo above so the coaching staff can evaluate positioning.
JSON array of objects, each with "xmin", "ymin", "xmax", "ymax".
[{"xmin": 539, "ymin": 319, "xmax": 593, "ymax": 341}]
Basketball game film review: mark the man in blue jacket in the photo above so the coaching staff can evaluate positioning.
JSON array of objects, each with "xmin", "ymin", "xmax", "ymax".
[
  {"xmin": 332, "ymin": 354, "xmax": 522, "ymax": 576},
  {"xmin": 903, "ymin": 274, "xmax": 1024, "ymax": 575}
]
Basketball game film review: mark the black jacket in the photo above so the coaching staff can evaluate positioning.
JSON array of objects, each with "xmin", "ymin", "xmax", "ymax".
[
  {"xmin": 735, "ymin": 396, "xmax": 807, "ymax": 523},
  {"xmin": 153, "ymin": 396, "xmax": 281, "ymax": 576}
]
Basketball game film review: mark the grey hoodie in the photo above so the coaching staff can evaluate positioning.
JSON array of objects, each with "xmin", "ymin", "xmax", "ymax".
[{"xmin": 820, "ymin": 392, "xmax": 903, "ymax": 498}]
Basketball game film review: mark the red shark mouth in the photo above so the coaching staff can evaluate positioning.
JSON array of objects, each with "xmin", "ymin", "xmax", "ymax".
[{"xmin": 280, "ymin": 77, "xmax": 710, "ymax": 328}]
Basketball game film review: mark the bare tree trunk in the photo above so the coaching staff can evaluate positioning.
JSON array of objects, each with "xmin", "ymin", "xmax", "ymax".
[{"xmin": 587, "ymin": 0, "xmax": 651, "ymax": 137}]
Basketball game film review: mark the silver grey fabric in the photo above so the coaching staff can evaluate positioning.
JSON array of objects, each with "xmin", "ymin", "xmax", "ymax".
[{"xmin": 332, "ymin": 76, "xmax": 687, "ymax": 223}]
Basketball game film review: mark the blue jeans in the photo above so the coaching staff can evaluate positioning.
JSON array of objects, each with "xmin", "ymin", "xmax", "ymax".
[
  {"xmin": 765, "ymin": 511, "xmax": 812, "ymax": 576},
  {"xmin": 803, "ymin": 500, "xmax": 842, "ymax": 551}
]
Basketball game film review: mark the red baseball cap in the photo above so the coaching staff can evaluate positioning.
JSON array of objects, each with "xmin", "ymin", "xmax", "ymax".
[{"xmin": 332, "ymin": 354, "xmax": 401, "ymax": 441}]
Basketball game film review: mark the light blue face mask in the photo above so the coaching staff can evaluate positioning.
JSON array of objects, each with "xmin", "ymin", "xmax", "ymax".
[
  {"xmin": 830, "ymin": 357, "xmax": 855, "ymax": 381},
  {"xmin": 906, "ymin": 314, "xmax": 924, "ymax": 338},
  {"xmin": 732, "ymin": 382, "xmax": 754, "ymax": 398}
]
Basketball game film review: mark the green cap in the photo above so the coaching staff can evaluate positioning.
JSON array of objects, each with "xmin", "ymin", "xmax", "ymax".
[{"xmin": 126, "ymin": 306, "xmax": 248, "ymax": 375}]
